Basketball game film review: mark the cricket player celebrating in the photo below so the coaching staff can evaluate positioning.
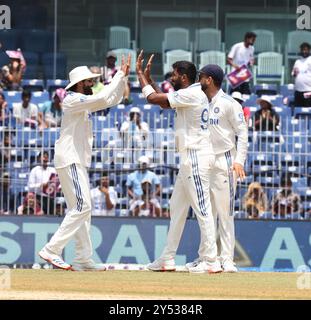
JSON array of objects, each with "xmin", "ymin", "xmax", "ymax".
[
  {"xmin": 186, "ymin": 64, "xmax": 248, "ymax": 273},
  {"xmin": 39, "ymin": 56, "xmax": 131, "ymax": 271},
  {"xmin": 136, "ymin": 50, "xmax": 221, "ymax": 273}
]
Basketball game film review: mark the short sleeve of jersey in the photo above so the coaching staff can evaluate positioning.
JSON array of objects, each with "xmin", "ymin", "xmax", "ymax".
[
  {"xmin": 167, "ymin": 87, "xmax": 198, "ymax": 109},
  {"xmin": 228, "ymin": 43, "xmax": 238, "ymax": 59},
  {"xmin": 151, "ymin": 172, "xmax": 160, "ymax": 185}
]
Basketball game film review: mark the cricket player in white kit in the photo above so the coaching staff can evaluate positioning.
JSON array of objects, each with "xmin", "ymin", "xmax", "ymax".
[
  {"xmin": 136, "ymin": 51, "xmax": 221, "ymax": 273},
  {"xmin": 38, "ymin": 56, "xmax": 131, "ymax": 271},
  {"xmin": 186, "ymin": 64, "xmax": 248, "ymax": 273}
]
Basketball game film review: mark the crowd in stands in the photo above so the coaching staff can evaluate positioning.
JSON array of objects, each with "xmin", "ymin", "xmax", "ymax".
[{"xmin": 0, "ymin": 31, "xmax": 311, "ymax": 219}]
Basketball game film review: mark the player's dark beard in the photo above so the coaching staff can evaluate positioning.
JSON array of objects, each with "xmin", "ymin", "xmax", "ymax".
[
  {"xmin": 302, "ymin": 51, "xmax": 310, "ymax": 58},
  {"xmin": 83, "ymin": 85, "xmax": 93, "ymax": 95},
  {"xmin": 201, "ymin": 82, "xmax": 208, "ymax": 92},
  {"xmin": 172, "ymin": 80, "xmax": 182, "ymax": 91}
]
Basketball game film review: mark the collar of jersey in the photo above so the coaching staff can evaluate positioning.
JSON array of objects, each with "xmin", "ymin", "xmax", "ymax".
[{"xmin": 210, "ymin": 88, "xmax": 224, "ymax": 105}]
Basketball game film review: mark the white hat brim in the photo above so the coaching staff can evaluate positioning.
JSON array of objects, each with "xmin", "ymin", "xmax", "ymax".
[{"xmin": 65, "ymin": 73, "xmax": 101, "ymax": 90}]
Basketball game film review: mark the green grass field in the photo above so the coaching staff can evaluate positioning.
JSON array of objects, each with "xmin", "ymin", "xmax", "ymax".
[{"xmin": 0, "ymin": 270, "xmax": 310, "ymax": 300}]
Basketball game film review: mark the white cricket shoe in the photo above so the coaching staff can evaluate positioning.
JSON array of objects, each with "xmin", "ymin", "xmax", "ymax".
[
  {"xmin": 185, "ymin": 258, "xmax": 202, "ymax": 270},
  {"xmin": 222, "ymin": 259, "xmax": 238, "ymax": 273},
  {"xmin": 188, "ymin": 260, "xmax": 223, "ymax": 274},
  {"xmin": 71, "ymin": 260, "xmax": 106, "ymax": 271},
  {"xmin": 38, "ymin": 247, "xmax": 72, "ymax": 270},
  {"xmin": 147, "ymin": 258, "xmax": 176, "ymax": 272}
]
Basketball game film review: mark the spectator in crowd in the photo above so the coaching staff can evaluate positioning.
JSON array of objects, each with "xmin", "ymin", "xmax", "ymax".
[
  {"xmin": 1, "ymin": 50, "xmax": 25, "ymax": 91},
  {"xmin": 13, "ymin": 90, "xmax": 43, "ymax": 128},
  {"xmin": 231, "ymin": 91, "xmax": 251, "ymax": 126},
  {"xmin": 120, "ymin": 107, "xmax": 149, "ymax": 149},
  {"xmin": 17, "ymin": 192, "xmax": 44, "ymax": 216},
  {"xmin": 101, "ymin": 51, "xmax": 131, "ymax": 105},
  {"xmin": 0, "ymin": 130, "xmax": 13, "ymax": 165},
  {"xmin": 271, "ymin": 175, "xmax": 301, "ymax": 218},
  {"xmin": 161, "ymin": 72, "xmax": 174, "ymax": 93},
  {"xmin": 0, "ymin": 172, "xmax": 15, "ymax": 215},
  {"xmin": 126, "ymin": 156, "xmax": 161, "ymax": 205},
  {"xmin": 90, "ymin": 172, "xmax": 118, "ymax": 216},
  {"xmin": 227, "ymin": 31, "xmax": 257, "ymax": 94},
  {"xmin": 55, "ymin": 197, "xmax": 66, "ymax": 216},
  {"xmin": 89, "ymin": 66, "xmax": 104, "ymax": 95},
  {"xmin": 254, "ymin": 96, "xmax": 279, "ymax": 131},
  {"xmin": 130, "ymin": 179, "xmax": 161, "ymax": 217},
  {"xmin": 243, "ymin": 182, "xmax": 268, "ymax": 219},
  {"xmin": 40, "ymin": 88, "xmax": 66, "ymax": 128},
  {"xmin": 27, "ymin": 151, "xmax": 58, "ymax": 215},
  {"xmin": 292, "ymin": 42, "xmax": 311, "ymax": 107},
  {"xmin": 0, "ymin": 93, "xmax": 9, "ymax": 126}
]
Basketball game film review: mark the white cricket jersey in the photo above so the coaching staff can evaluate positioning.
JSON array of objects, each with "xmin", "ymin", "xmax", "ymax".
[
  {"xmin": 208, "ymin": 89, "xmax": 248, "ymax": 166},
  {"xmin": 54, "ymin": 70, "xmax": 126, "ymax": 169},
  {"xmin": 293, "ymin": 56, "xmax": 311, "ymax": 92},
  {"xmin": 228, "ymin": 42, "xmax": 254, "ymax": 70},
  {"xmin": 167, "ymin": 83, "xmax": 213, "ymax": 153}
]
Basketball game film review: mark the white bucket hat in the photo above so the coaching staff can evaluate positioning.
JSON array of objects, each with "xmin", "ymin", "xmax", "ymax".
[
  {"xmin": 138, "ymin": 155, "xmax": 150, "ymax": 165},
  {"xmin": 65, "ymin": 66, "xmax": 101, "ymax": 90},
  {"xmin": 231, "ymin": 91, "xmax": 245, "ymax": 103},
  {"xmin": 256, "ymin": 95, "xmax": 273, "ymax": 108}
]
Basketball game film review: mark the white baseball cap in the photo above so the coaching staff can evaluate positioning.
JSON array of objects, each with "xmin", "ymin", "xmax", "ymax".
[
  {"xmin": 138, "ymin": 155, "xmax": 150, "ymax": 165},
  {"xmin": 65, "ymin": 66, "xmax": 101, "ymax": 90},
  {"xmin": 231, "ymin": 91, "xmax": 245, "ymax": 102}
]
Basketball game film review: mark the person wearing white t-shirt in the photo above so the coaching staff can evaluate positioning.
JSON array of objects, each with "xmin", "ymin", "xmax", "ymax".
[
  {"xmin": 227, "ymin": 32, "xmax": 257, "ymax": 94},
  {"xmin": 91, "ymin": 174, "xmax": 118, "ymax": 216},
  {"xmin": 38, "ymin": 56, "xmax": 131, "ymax": 271},
  {"xmin": 28, "ymin": 150, "xmax": 57, "ymax": 215},
  {"xmin": 13, "ymin": 90, "xmax": 39, "ymax": 126},
  {"xmin": 136, "ymin": 51, "xmax": 221, "ymax": 274},
  {"xmin": 292, "ymin": 42, "xmax": 311, "ymax": 107}
]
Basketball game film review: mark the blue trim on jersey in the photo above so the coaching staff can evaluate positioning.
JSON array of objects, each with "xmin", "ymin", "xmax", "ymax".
[
  {"xmin": 70, "ymin": 164, "xmax": 83, "ymax": 212},
  {"xmin": 225, "ymin": 151, "xmax": 234, "ymax": 216},
  {"xmin": 190, "ymin": 150, "xmax": 208, "ymax": 216}
]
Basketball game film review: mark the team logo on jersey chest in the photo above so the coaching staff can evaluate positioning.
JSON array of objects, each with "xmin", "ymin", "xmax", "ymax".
[{"xmin": 213, "ymin": 106, "xmax": 220, "ymax": 114}]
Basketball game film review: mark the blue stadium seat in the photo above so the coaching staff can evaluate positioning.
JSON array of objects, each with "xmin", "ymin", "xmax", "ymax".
[
  {"xmin": 158, "ymin": 109, "xmax": 175, "ymax": 129},
  {"xmin": 280, "ymin": 84, "xmax": 295, "ymax": 97},
  {"xmin": 21, "ymin": 79, "xmax": 44, "ymax": 92},
  {"xmin": 42, "ymin": 128, "xmax": 60, "ymax": 148},
  {"xmin": 253, "ymin": 84, "xmax": 278, "ymax": 96},
  {"xmin": 46, "ymin": 79, "xmax": 69, "ymax": 96},
  {"xmin": 3, "ymin": 91, "xmax": 22, "ymax": 103},
  {"xmin": 31, "ymin": 91, "xmax": 50, "ymax": 108},
  {"xmin": 294, "ymin": 107, "xmax": 311, "ymax": 119},
  {"xmin": 22, "ymin": 29, "xmax": 54, "ymax": 54},
  {"xmin": 13, "ymin": 128, "xmax": 42, "ymax": 148}
]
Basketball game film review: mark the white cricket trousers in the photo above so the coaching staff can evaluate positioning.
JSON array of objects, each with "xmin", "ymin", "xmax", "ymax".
[
  {"xmin": 160, "ymin": 149, "xmax": 217, "ymax": 263},
  {"xmin": 197, "ymin": 148, "xmax": 237, "ymax": 263},
  {"xmin": 46, "ymin": 163, "xmax": 93, "ymax": 264}
]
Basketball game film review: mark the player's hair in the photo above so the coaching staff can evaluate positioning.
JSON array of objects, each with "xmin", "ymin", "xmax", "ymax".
[
  {"xmin": 281, "ymin": 174, "xmax": 292, "ymax": 187},
  {"xmin": 172, "ymin": 61, "xmax": 197, "ymax": 84},
  {"xmin": 300, "ymin": 42, "xmax": 311, "ymax": 50},
  {"xmin": 244, "ymin": 31, "xmax": 257, "ymax": 40},
  {"xmin": 0, "ymin": 93, "xmax": 5, "ymax": 100},
  {"xmin": 22, "ymin": 90, "xmax": 32, "ymax": 99}
]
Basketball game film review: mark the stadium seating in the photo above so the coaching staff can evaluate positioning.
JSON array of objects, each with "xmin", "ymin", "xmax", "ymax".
[
  {"xmin": 253, "ymin": 52, "xmax": 284, "ymax": 85},
  {"xmin": 109, "ymin": 26, "xmax": 136, "ymax": 50},
  {"xmin": 163, "ymin": 49, "xmax": 192, "ymax": 75},
  {"xmin": 252, "ymin": 29, "xmax": 275, "ymax": 53}
]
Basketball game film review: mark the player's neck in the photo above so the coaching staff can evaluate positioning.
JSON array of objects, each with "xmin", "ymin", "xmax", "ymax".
[{"xmin": 205, "ymin": 87, "xmax": 220, "ymax": 102}]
